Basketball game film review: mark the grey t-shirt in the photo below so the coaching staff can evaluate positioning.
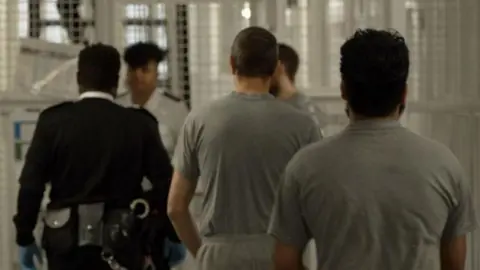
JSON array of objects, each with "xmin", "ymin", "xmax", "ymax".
[
  {"xmin": 269, "ymin": 120, "xmax": 477, "ymax": 270},
  {"xmin": 173, "ymin": 91, "xmax": 321, "ymax": 237},
  {"xmin": 284, "ymin": 92, "xmax": 326, "ymax": 137}
]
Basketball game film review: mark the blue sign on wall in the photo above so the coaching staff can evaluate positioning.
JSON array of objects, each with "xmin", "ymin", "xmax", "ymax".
[{"xmin": 13, "ymin": 120, "xmax": 37, "ymax": 161}]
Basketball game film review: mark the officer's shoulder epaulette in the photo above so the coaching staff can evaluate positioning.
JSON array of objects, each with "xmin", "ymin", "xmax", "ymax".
[
  {"xmin": 162, "ymin": 91, "xmax": 182, "ymax": 102},
  {"xmin": 128, "ymin": 107, "xmax": 158, "ymax": 123},
  {"xmin": 115, "ymin": 91, "xmax": 130, "ymax": 100},
  {"xmin": 41, "ymin": 101, "xmax": 74, "ymax": 115}
]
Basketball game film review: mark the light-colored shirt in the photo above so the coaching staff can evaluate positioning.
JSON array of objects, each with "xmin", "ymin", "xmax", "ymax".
[
  {"xmin": 172, "ymin": 91, "xmax": 321, "ymax": 237},
  {"xmin": 117, "ymin": 90, "xmax": 189, "ymax": 157},
  {"xmin": 269, "ymin": 119, "xmax": 477, "ymax": 270},
  {"xmin": 79, "ymin": 91, "xmax": 114, "ymax": 101}
]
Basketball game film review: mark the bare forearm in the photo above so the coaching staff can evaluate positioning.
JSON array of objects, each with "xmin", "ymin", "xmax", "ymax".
[
  {"xmin": 274, "ymin": 262, "xmax": 305, "ymax": 270},
  {"xmin": 169, "ymin": 210, "xmax": 202, "ymax": 257},
  {"xmin": 441, "ymin": 258, "xmax": 465, "ymax": 270},
  {"xmin": 441, "ymin": 237, "xmax": 467, "ymax": 270},
  {"xmin": 441, "ymin": 253, "xmax": 466, "ymax": 270}
]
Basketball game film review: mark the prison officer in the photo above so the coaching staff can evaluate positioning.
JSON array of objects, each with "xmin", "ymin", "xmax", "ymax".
[
  {"xmin": 13, "ymin": 43, "xmax": 173, "ymax": 270},
  {"xmin": 167, "ymin": 26, "xmax": 321, "ymax": 270},
  {"xmin": 269, "ymin": 29, "xmax": 478, "ymax": 270},
  {"xmin": 119, "ymin": 41, "xmax": 188, "ymax": 268},
  {"xmin": 269, "ymin": 43, "xmax": 327, "ymax": 136},
  {"xmin": 119, "ymin": 42, "xmax": 190, "ymax": 158}
]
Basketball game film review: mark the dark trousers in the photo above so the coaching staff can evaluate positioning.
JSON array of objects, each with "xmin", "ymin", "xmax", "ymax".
[{"xmin": 47, "ymin": 245, "xmax": 144, "ymax": 270}]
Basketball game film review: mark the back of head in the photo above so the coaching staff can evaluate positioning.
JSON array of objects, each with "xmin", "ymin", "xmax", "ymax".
[
  {"xmin": 77, "ymin": 43, "xmax": 121, "ymax": 94},
  {"xmin": 340, "ymin": 29, "xmax": 409, "ymax": 117},
  {"xmin": 124, "ymin": 42, "xmax": 167, "ymax": 69},
  {"xmin": 230, "ymin": 26, "xmax": 278, "ymax": 78},
  {"xmin": 278, "ymin": 43, "xmax": 299, "ymax": 82}
]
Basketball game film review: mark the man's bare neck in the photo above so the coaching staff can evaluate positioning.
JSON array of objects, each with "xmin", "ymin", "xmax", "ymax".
[
  {"xmin": 277, "ymin": 80, "xmax": 297, "ymax": 100},
  {"xmin": 349, "ymin": 111, "xmax": 401, "ymax": 123},
  {"xmin": 235, "ymin": 78, "xmax": 270, "ymax": 94}
]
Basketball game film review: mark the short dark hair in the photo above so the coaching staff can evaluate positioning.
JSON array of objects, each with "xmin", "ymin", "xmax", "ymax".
[
  {"xmin": 278, "ymin": 43, "xmax": 299, "ymax": 82},
  {"xmin": 231, "ymin": 26, "xmax": 278, "ymax": 78},
  {"xmin": 340, "ymin": 29, "xmax": 409, "ymax": 117},
  {"xmin": 77, "ymin": 43, "xmax": 121, "ymax": 91},
  {"xmin": 124, "ymin": 42, "xmax": 167, "ymax": 69}
]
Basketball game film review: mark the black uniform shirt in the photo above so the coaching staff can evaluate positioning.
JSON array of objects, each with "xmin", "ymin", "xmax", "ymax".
[{"xmin": 13, "ymin": 91, "xmax": 173, "ymax": 246}]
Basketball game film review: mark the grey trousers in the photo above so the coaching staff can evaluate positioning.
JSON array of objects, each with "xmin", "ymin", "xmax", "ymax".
[{"xmin": 197, "ymin": 234, "xmax": 274, "ymax": 270}]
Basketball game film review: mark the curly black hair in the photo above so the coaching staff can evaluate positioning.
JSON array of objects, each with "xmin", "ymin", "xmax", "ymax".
[
  {"xmin": 124, "ymin": 42, "xmax": 167, "ymax": 69},
  {"xmin": 340, "ymin": 29, "xmax": 409, "ymax": 117},
  {"xmin": 77, "ymin": 43, "xmax": 121, "ymax": 91}
]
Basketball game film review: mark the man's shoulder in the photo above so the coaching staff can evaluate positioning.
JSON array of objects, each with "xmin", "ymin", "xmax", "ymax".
[
  {"xmin": 127, "ymin": 107, "xmax": 159, "ymax": 124},
  {"xmin": 287, "ymin": 132, "xmax": 343, "ymax": 168},
  {"xmin": 278, "ymin": 102, "xmax": 317, "ymax": 127},
  {"xmin": 40, "ymin": 101, "xmax": 75, "ymax": 118},
  {"xmin": 284, "ymin": 140, "xmax": 325, "ymax": 181},
  {"xmin": 115, "ymin": 92, "xmax": 130, "ymax": 105},
  {"xmin": 157, "ymin": 93, "xmax": 190, "ymax": 116},
  {"xmin": 406, "ymin": 131, "xmax": 460, "ymax": 166},
  {"xmin": 190, "ymin": 97, "xmax": 225, "ymax": 116},
  {"xmin": 160, "ymin": 91, "xmax": 184, "ymax": 103}
]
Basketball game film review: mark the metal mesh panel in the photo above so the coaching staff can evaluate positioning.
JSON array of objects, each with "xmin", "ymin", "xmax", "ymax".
[
  {"xmin": 326, "ymin": 0, "xmax": 345, "ymax": 91},
  {"xmin": 12, "ymin": 0, "xmax": 96, "ymax": 100},
  {"xmin": 0, "ymin": 0, "xmax": 19, "ymax": 268},
  {"xmin": 18, "ymin": 0, "xmax": 95, "ymax": 44},
  {"xmin": 280, "ymin": 0, "xmax": 310, "ymax": 91},
  {"xmin": 404, "ymin": 1, "xmax": 480, "ymax": 270},
  {"xmin": 120, "ymin": 2, "xmax": 170, "ymax": 95},
  {"xmin": 0, "ymin": 112, "xmax": 14, "ymax": 270},
  {"xmin": 188, "ymin": 1, "xmax": 250, "ymax": 108},
  {"xmin": 280, "ymin": 0, "xmax": 389, "ymax": 95}
]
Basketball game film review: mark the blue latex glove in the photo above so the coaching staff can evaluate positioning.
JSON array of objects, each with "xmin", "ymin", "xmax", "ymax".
[
  {"xmin": 163, "ymin": 238, "xmax": 187, "ymax": 267},
  {"xmin": 19, "ymin": 243, "xmax": 42, "ymax": 270}
]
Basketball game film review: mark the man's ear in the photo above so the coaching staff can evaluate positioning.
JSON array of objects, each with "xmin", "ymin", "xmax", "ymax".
[
  {"xmin": 230, "ymin": 56, "xmax": 236, "ymax": 75},
  {"xmin": 278, "ymin": 61, "xmax": 285, "ymax": 73},
  {"xmin": 340, "ymin": 81, "xmax": 347, "ymax": 100},
  {"xmin": 274, "ymin": 61, "xmax": 284, "ymax": 78}
]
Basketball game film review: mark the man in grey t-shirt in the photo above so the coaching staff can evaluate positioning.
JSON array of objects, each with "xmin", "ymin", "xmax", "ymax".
[
  {"xmin": 269, "ymin": 29, "xmax": 477, "ymax": 270},
  {"xmin": 167, "ymin": 26, "xmax": 320, "ymax": 270},
  {"xmin": 269, "ymin": 43, "xmax": 327, "ymax": 136}
]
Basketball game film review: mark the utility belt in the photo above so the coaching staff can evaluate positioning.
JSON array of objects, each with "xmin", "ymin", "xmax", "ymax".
[{"xmin": 42, "ymin": 198, "xmax": 150, "ymax": 270}]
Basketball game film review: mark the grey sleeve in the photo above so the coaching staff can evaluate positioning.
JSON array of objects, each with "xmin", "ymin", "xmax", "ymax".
[
  {"xmin": 268, "ymin": 162, "xmax": 310, "ymax": 250},
  {"xmin": 443, "ymin": 160, "xmax": 478, "ymax": 239},
  {"xmin": 171, "ymin": 103, "xmax": 190, "ymax": 147},
  {"xmin": 306, "ymin": 120, "xmax": 322, "ymax": 145},
  {"xmin": 172, "ymin": 113, "xmax": 200, "ymax": 183},
  {"xmin": 307, "ymin": 102, "xmax": 326, "ymax": 139}
]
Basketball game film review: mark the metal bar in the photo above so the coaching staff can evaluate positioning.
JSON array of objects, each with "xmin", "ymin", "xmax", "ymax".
[{"xmin": 165, "ymin": 2, "xmax": 180, "ymax": 96}]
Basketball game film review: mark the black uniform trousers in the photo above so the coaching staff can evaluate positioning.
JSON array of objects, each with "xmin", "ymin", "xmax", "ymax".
[{"xmin": 46, "ymin": 245, "xmax": 144, "ymax": 270}]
